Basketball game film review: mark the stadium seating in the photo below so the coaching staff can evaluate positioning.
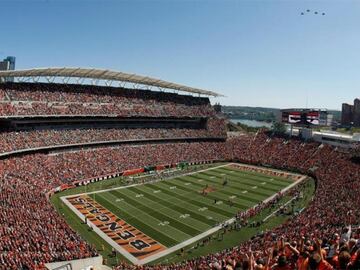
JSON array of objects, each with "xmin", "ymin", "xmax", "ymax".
[
  {"xmin": 0, "ymin": 123, "xmax": 226, "ymax": 154},
  {"xmin": 0, "ymin": 83, "xmax": 215, "ymax": 117},
  {"xmin": 114, "ymin": 132, "xmax": 360, "ymax": 270},
  {"xmin": 0, "ymin": 142, "xmax": 229, "ymax": 269},
  {"xmin": 1, "ymin": 132, "xmax": 360, "ymax": 269},
  {"xmin": 1, "ymin": 81, "xmax": 360, "ymax": 269}
]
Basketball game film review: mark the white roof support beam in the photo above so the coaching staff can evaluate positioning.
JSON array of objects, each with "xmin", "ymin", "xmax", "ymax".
[{"xmin": 0, "ymin": 67, "xmax": 222, "ymax": 97}]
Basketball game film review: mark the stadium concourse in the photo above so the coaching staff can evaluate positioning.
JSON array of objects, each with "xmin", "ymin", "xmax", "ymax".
[{"xmin": 0, "ymin": 74, "xmax": 359, "ymax": 269}]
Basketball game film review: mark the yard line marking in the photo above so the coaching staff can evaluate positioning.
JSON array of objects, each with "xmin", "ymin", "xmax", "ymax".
[
  {"xmin": 61, "ymin": 162, "xmax": 308, "ymax": 265},
  {"xmin": 101, "ymin": 191, "xmax": 187, "ymax": 242},
  {"xmin": 263, "ymin": 197, "xmax": 297, "ymax": 222},
  {"xmin": 76, "ymin": 163, "xmax": 230, "ymax": 197},
  {"xmin": 64, "ymin": 195, "xmax": 167, "ymax": 264}
]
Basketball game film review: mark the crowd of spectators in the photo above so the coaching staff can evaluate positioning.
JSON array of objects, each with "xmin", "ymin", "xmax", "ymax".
[
  {"xmin": 0, "ymin": 119, "xmax": 226, "ymax": 154},
  {"xmin": 0, "ymin": 92, "xmax": 359, "ymax": 270},
  {"xmin": 0, "ymin": 142, "xmax": 229, "ymax": 269},
  {"xmin": 0, "ymin": 83, "xmax": 215, "ymax": 117},
  {"xmin": 113, "ymin": 132, "xmax": 360, "ymax": 270}
]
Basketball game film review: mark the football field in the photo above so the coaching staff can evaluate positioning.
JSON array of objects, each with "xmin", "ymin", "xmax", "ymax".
[{"xmin": 63, "ymin": 163, "xmax": 300, "ymax": 265}]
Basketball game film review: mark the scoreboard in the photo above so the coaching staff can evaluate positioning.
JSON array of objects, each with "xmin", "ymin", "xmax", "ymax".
[{"xmin": 281, "ymin": 109, "xmax": 330, "ymax": 126}]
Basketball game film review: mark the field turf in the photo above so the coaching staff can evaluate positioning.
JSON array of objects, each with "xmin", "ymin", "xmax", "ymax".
[{"xmin": 86, "ymin": 164, "xmax": 293, "ymax": 248}]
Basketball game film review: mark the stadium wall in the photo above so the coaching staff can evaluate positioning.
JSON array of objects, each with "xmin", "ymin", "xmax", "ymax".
[{"xmin": 44, "ymin": 255, "xmax": 108, "ymax": 270}]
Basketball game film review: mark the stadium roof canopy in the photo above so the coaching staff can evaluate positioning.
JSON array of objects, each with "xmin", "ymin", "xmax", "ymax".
[{"xmin": 0, "ymin": 67, "xmax": 222, "ymax": 97}]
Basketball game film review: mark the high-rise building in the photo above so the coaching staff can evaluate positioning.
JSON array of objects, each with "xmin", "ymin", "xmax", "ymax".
[
  {"xmin": 0, "ymin": 56, "xmax": 16, "ymax": 82},
  {"xmin": 341, "ymin": 98, "xmax": 360, "ymax": 127},
  {"xmin": 341, "ymin": 103, "xmax": 353, "ymax": 126},
  {"xmin": 354, "ymin": 98, "xmax": 360, "ymax": 126},
  {"xmin": 0, "ymin": 56, "xmax": 16, "ymax": 71}
]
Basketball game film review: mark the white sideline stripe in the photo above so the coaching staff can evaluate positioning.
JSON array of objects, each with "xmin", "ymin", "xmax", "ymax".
[
  {"xmin": 140, "ymin": 172, "xmax": 307, "ymax": 265},
  {"xmin": 60, "ymin": 163, "xmax": 231, "ymax": 265},
  {"xmin": 100, "ymin": 191, "xmax": 184, "ymax": 243},
  {"xmin": 262, "ymin": 197, "xmax": 297, "ymax": 222},
  {"xmin": 228, "ymin": 163, "xmax": 305, "ymax": 181},
  {"xmin": 67, "ymin": 163, "xmax": 230, "ymax": 197},
  {"xmin": 61, "ymin": 196, "xmax": 140, "ymax": 264},
  {"xmin": 61, "ymin": 163, "xmax": 308, "ymax": 265},
  {"xmin": 139, "ymin": 220, "xmax": 234, "ymax": 265}
]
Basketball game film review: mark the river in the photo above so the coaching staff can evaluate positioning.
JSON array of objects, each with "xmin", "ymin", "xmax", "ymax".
[{"xmin": 230, "ymin": 119, "xmax": 273, "ymax": 128}]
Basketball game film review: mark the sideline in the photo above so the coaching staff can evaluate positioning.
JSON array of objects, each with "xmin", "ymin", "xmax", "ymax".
[
  {"xmin": 64, "ymin": 163, "xmax": 230, "ymax": 197},
  {"xmin": 262, "ymin": 196, "xmax": 297, "ymax": 222}
]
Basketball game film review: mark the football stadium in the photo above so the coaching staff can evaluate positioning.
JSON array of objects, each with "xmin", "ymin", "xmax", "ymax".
[
  {"xmin": 1, "ymin": 2, "xmax": 360, "ymax": 270},
  {"xmin": 0, "ymin": 67, "xmax": 358, "ymax": 270}
]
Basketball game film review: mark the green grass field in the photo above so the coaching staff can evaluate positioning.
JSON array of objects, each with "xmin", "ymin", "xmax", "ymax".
[
  {"xmin": 86, "ymin": 164, "xmax": 293, "ymax": 249},
  {"xmin": 53, "ymin": 163, "xmax": 314, "ymax": 266}
]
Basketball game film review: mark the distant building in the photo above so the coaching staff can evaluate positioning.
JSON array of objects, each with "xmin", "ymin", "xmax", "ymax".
[
  {"xmin": 341, "ymin": 98, "xmax": 360, "ymax": 127},
  {"xmin": 342, "ymin": 103, "xmax": 353, "ymax": 125},
  {"xmin": 354, "ymin": 99, "xmax": 360, "ymax": 126},
  {"xmin": 0, "ymin": 56, "xmax": 16, "ymax": 71},
  {"xmin": 312, "ymin": 130, "xmax": 359, "ymax": 149},
  {"xmin": 0, "ymin": 56, "xmax": 16, "ymax": 82},
  {"xmin": 290, "ymin": 127, "xmax": 360, "ymax": 149}
]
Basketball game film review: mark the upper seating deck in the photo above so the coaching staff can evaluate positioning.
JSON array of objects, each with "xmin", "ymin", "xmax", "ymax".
[{"xmin": 0, "ymin": 82, "xmax": 215, "ymax": 118}]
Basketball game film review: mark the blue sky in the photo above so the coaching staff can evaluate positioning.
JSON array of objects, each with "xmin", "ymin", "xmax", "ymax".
[{"xmin": 0, "ymin": 0, "xmax": 359, "ymax": 109}]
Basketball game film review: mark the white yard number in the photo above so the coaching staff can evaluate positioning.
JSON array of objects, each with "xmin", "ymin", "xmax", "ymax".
[{"xmin": 158, "ymin": 221, "xmax": 170, "ymax": 226}]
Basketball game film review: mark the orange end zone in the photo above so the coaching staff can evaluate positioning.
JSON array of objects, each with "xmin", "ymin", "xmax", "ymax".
[{"xmin": 67, "ymin": 195, "xmax": 167, "ymax": 260}]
